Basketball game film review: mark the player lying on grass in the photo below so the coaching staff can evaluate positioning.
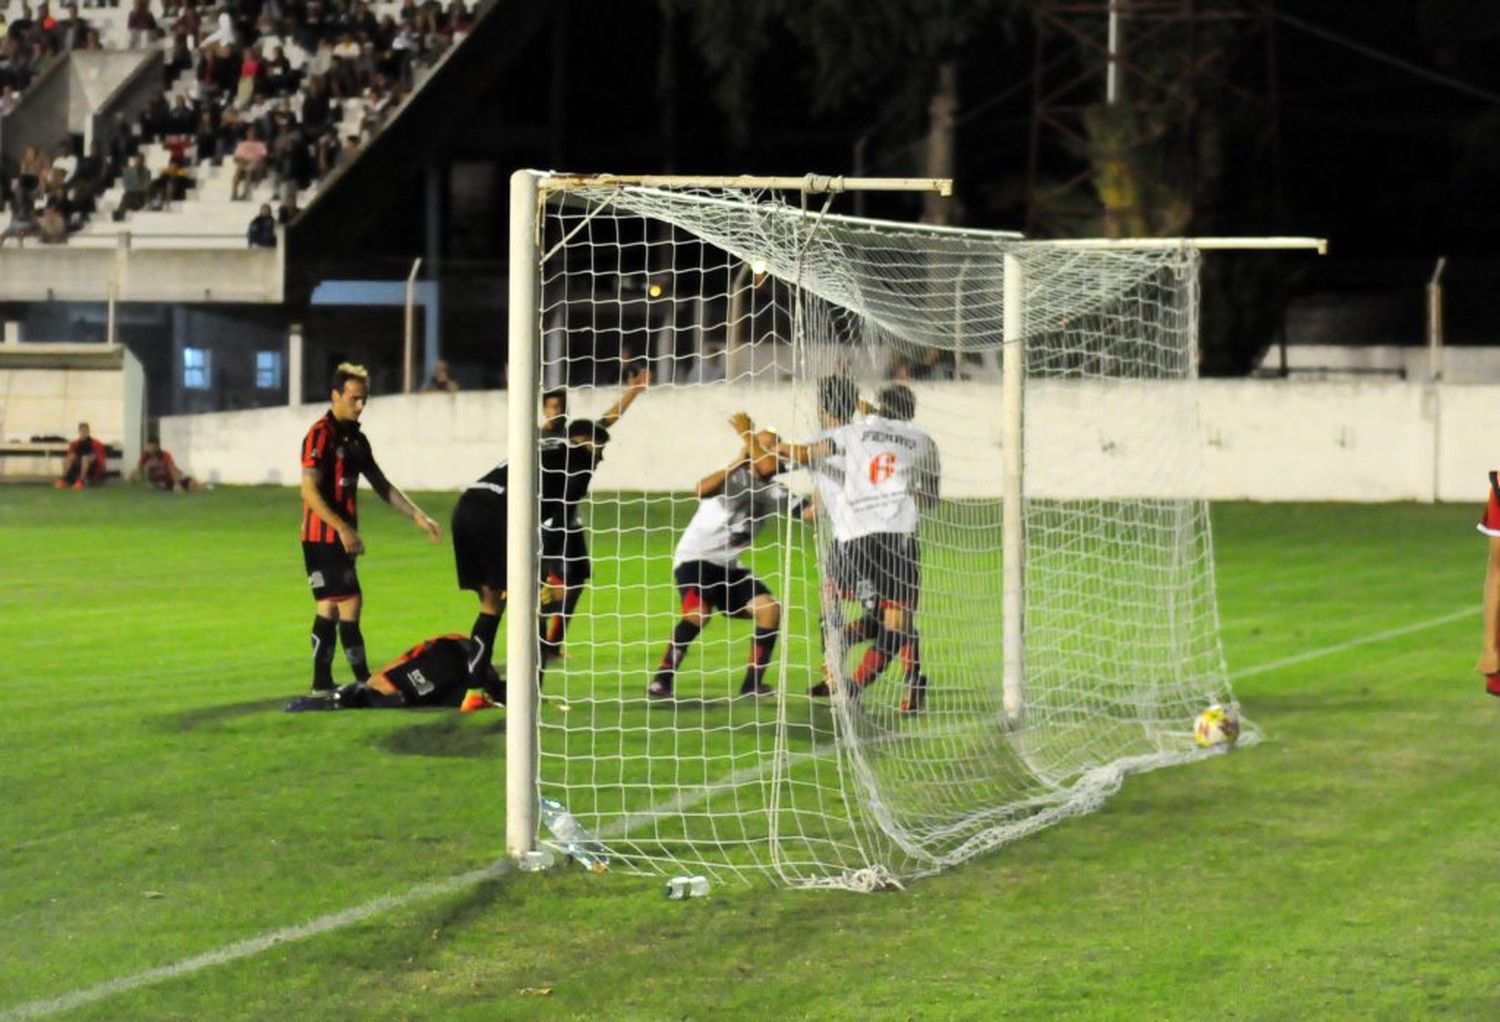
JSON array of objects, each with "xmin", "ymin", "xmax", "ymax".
[
  {"xmin": 1474, "ymin": 470, "xmax": 1500, "ymax": 698},
  {"xmin": 648, "ymin": 419, "xmax": 813, "ymax": 700},
  {"xmin": 284, "ymin": 634, "xmax": 505, "ymax": 712}
]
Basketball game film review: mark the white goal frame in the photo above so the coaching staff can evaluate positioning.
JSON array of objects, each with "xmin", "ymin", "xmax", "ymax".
[{"xmin": 504, "ymin": 166, "xmax": 1325, "ymax": 875}]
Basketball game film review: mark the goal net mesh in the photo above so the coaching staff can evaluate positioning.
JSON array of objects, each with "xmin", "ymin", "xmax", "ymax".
[{"xmin": 530, "ymin": 182, "xmax": 1253, "ymax": 890}]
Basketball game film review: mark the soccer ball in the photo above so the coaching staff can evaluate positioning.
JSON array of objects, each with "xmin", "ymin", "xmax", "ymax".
[{"xmin": 1193, "ymin": 704, "xmax": 1240, "ymax": 748}]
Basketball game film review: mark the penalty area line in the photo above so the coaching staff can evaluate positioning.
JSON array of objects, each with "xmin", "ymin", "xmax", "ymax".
[{"xmin": 8, "ymin": 607, "xmax": 1475, "ymax": 1020}]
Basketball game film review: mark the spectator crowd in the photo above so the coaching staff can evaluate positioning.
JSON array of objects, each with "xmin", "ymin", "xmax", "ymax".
[{"xmin": 1, "ymin": 0, "xmax": 478, "ymax": 244}]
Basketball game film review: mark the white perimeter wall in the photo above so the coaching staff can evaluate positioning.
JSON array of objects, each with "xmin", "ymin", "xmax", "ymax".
[{"xmin": 159, "ymin": 379, "xmax": 1500, "ymax": 503}]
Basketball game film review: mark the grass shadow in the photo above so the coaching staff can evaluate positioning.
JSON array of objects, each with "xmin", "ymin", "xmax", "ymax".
[
  {"xmin": 375, "ymin": 713, "xmax": 506, "ymax": 758},
  {"xmin": 150, "ymin": 696, "xmax": 290, "ymax": 732}
]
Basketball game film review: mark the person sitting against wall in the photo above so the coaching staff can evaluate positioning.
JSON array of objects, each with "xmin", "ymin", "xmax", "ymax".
[
  {"xmin": 247, "ymin": 202, "xmax": 277, "ymax": 247},
  {"xmin": 132, "ymin": 437, "xmax": 203, "ymax": 492},
  {"xmin": 55, "ymin": 422, "xmax": 107, "ymax": 489},
  {"xmin": 0, "ymin": 194, "xmax": 37, "ymax": 246}
]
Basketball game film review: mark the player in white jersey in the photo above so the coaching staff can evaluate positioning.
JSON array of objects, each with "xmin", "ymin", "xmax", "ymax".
[
  {"xmin": 649, "ymin": 423, "xmax": 811, "ymax": 700},
  {"xmin": 795, "ymin": 383, "xmax": 940, "ymax": 711}
]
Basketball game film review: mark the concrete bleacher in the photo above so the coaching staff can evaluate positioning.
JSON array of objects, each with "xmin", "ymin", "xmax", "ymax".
[{"xmin": 4, "ymin": 0, "xmax": 472, "ymax": 247}]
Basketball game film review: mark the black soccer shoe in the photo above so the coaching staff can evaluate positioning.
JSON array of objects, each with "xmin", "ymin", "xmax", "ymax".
[
  {"xmin": 646, "ymin": 677, "xmax": 674, "ymax": 700},
  {"xmin": 740, "ymin": 679, "xmax": 774, "ymax": 698},
  {"xmin": 808, "ymin": 681, "xmax": 832, "ymax": 698},
  {"xmin": 310, "ymin": 677, "xmax": 335, "ymax": 693},
  {"xmin": 284, "ymin": 694, "xmax": 338, "ymax": 712}
]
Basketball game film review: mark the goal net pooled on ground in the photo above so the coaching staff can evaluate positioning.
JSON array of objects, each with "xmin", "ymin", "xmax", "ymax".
[{"xmin": 505, "ymin": 171, "xmax": 1262, "ymax": 890}]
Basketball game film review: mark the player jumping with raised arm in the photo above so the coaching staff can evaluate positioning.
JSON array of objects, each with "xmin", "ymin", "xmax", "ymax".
[
  {"xmin": 649, "ymin": 420, "xmax": 812, "ymax": 700},
  {"xmin": 785, "ymin": 382, "xmax": 939, "ymax": 711},
  {"xmin": 538, "ymin": 366, "xmax": 650, "ymax": 666}
]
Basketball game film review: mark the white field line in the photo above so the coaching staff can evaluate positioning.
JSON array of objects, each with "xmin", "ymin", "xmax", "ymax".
[
  {"xmin": 1226, "ymin": 606, "xmax": 1476, "ymax": 680},
  {"xmin": 2, "ymin": 605, "xmax": 1476, "ymax": 1021}
]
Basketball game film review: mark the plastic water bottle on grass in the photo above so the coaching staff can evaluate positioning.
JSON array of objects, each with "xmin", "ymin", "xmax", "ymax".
[{"xmin": 539, "ymin": 797, "xmax": 609, "ymax": 872}]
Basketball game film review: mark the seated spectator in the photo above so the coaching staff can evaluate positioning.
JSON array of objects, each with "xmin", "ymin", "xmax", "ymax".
[
  {"xmin": 55, "ymin": 422, "xmax": 107, "ymax": 489},
  {"xmin": 150, "ymin": 139, "xmax": 193, "ymax": 207},
  {"xmin": 125, "ymin": 0, "xmax": 156, "ymax": 46},
  {"xmin": 0, "ymin": 195, "xmax": 37, "ymax": 246},
  {"xmin": 166, "ymin": 94, "xmax": 196, "ymax": 136},
  {"xmin": 194, "ymin": 109, "xmax": 221, "ymax": 164},
  {"xmin": 423, "ymin": 359, "xmax": 459, "ymax": 393},
  {"xmin": 57, "ymin": 4, "xmax": 89, "ymax": 50},
  {"xmin": 106, "ymin": 112, "xmax": 137, "ymax": 178},
  {"xmin": 247, "ymin": 202, "xmax": 276, "ymax": 247},
  {"xmin": 230, "ymin": 126, "xmax": 268, "ymax": 200},
  {"xmin": 114, "ymin": 153, "xmax": 151, "ymax": 219},
  {"xmin": 36, "ymin": 202, "xmax": 67, "ymax": 243},
  {"xmin": 235, "ymin": 46, "xmax": 261, "ymax": 108},
  {"xmin": 277, "ymin": 190, "xmax": 300, "ymax": 225},
  {"xmin": 132, "ymin": 438, "xmax": 202, "ymax": 491}
]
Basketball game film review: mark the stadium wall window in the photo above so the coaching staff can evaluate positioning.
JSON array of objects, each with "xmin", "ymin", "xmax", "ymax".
[
  {"xmin": 183, "ymin": 347, "xmax": 211, "ymax": 390},
  {"xmin": 256, "ymin": 350, "xmax": 284, "ymax": 389}
]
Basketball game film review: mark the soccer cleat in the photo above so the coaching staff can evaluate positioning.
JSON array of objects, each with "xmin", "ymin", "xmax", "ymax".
[
  {"xmin": 310, "ymin": 677, "xmax": 335, "ymax": 693},
  {"xmin": 740, "ymin": 680, "xmax": 774, "ymax": 698},
  {"xmin": 646, "ymin": 677, "xmax": 674, "ymax": 700},
  {"xmin": 808, "ymin": 681, "xmax": 832, "ymax": 698},
  {"xmin": 71, "ymin": 480, "xmax": 84, "ymax": 490},
  {"xmin": 459, "ymin": 689, "xmax": 500, "ymax": 714},
  {"xmin": 53, "ymin": 478, "xmax": 66, "ymax": 489},
  {"xmin": 1487, "ymin": 673, "xmax": 1500, "ymax": 698},
  {"xmin": 899, "ymin": 674, "xmax": 929, "ymax": 714},
  {"xmin": 284, "ymin": 694, "xmax": 337, "ymax": 712}
]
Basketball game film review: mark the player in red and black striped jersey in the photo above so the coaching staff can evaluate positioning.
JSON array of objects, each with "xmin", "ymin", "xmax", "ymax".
[
  {"xmin": 131, "ymin": 438, "xmax": 201, "ymax": 491},
  {"xmin": 54, "ymin": 422, "xmax": 108, "ymax": 489},
  {"xmin": 284, "ymin": 633, "xmax": 506, "ymax": 712},
  {"xmin": 299, "ymin": 362, "xmax": 442, "ymax": 693},
  {"xmin": 1475, "ymin": 471, "xmax": 1500, "ymax": 697}
]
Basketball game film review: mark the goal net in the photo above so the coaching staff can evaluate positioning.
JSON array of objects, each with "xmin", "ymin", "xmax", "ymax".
[{"xmin": 508, "ymin": 173, "xmax": 1257, "ymax": 890}]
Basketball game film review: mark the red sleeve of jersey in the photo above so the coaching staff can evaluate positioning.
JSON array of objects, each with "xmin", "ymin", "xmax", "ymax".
[
  {"xmin": 68, "ymin": 439, "xmax": 83, "ymax": 456},
  {"xmin": 162, "ymin": 452, "xmax": 177, "ymax": 472},
  {"xmin": 301, "ymin": 422, "xmax": 326, "ymax": 470},
  {"xmin": 91, "ymin": 439, "xmax": 106, "ymax": 460},
  {"xmin": 1482, "ymin": 473, "xmax": 1500, "ymax": 533},
  {"xmin": 138, "ymin": 452, "xmax": 150, "ymax": 468}
]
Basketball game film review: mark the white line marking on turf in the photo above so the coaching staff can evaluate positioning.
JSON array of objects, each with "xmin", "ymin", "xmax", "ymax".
[
  {"xmin": 1227, "ymin": 606, "xmax": 1476, "ymax": 680},
  {"xmin": 0, "ymin": 865, "xmax": 511, "ymax": 1022},
  {"xmin": 5, "ymin": 606, "xmax": 1476, "ymax": 1020}
]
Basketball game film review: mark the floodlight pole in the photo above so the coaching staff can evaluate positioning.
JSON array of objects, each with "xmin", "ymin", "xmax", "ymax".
[{"xmin": 506, "ymin": 170, "xmax": 542, "ymax": 861}]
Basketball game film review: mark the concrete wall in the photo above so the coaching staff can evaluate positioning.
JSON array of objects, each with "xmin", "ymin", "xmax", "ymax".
[
  {"xmin": 0, "ymin": 343, "xmax": 145, "ymax": 467},
  {"xmin": 0, "ymin": 244, "xmax": 283, "ymax": 303},
  {"xmin": 158, "ymin": 378, "xmax": 1500, "ymax": 503},
  {"xmin": 1256, "ymin": 344, "xmax": 1500, "ymax": 383}
]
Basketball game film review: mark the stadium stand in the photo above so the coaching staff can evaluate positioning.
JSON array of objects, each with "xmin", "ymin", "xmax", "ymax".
[{"xmin": 0, "ymin": 0, "xmax": 479, "ymax": 247}]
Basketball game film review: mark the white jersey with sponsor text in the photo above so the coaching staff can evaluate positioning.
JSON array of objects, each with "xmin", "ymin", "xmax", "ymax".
[
  {"xmin": 809, "ymin": 424, "xmax": 861, "ymax": 543},
  {"xmin": 673, "ymin": 464, "xmax": 794, "ymax": 568},
  {"xmin": 828, "ymin": 416, "xmax": 940, "ymax": 538}
]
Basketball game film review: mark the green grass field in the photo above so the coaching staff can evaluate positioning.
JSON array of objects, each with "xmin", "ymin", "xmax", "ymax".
[{"xmin": 3, "ymin": 487, "xmax": 1497, "ymax": 1020}]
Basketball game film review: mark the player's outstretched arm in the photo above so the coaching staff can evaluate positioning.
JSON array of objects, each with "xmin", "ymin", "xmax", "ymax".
[
  {"xmin": 365, "ymin": 461, "xmax": 442, "ymax": 542},
  {"xmin": 599, "ymin": 365, "xmax": 651, "ymax": 428}
]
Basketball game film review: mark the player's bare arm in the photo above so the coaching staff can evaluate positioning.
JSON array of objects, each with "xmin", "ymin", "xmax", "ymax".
[
  {"xmin": 1479, "ymin": 534, "xmax": 1500, "ymax": 675},
  {"xmin": 365, "ymin": 460, "xmax": 442, "ymax": 542},
  {"xmin": 301, "ymin": 467, "xmax": 362, "ymax": 555},
  {"xmin": 599, "ymin": 365, "xmax": 651, "ymax": 428}
]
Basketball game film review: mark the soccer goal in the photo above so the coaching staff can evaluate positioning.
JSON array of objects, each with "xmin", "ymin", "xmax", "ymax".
[{"xmin": 505, "ymin": 170, "xmax": 1318, "ymax": 890}]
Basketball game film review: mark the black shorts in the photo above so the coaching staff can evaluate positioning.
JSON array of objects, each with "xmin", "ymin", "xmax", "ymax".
[
  {"xmin": 844, "ymin": 532, "xmax": 921, "ymax": 610},
  {"xmin": 303, "ymin": 541, "xmax": 360, "ymax": 600},
  {"xmin": 384, "ymin": 637, "xmax": 471, "ymax": 707},
  {"xmin": 673, "ymin": 560, "xmax": 770, "ymax": 616},
  {"xmin": 541, "ymin": 525, "xmax": 591, "ymax": 586},
  {"xmin": 452, "ymin": 488, "xmax": 507, "ymax": 592}
]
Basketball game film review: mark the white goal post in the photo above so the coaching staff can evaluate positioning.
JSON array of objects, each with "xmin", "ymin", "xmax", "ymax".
[{"xmin": 505, "ymin": 167, "xmax": 1322, "ymax": 889}]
